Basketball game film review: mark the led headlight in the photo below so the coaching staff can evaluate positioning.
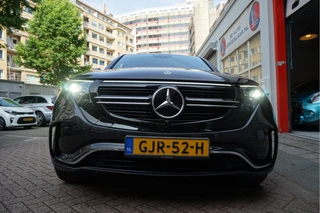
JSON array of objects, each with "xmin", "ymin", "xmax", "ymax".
[
  {"xmin": 309, "ymin": 92, "xmax": 320, "ymax": 103},
  {"xmin": 64, "ymin": 80, "xmax": 94, "ymax": 106},
  {"xmin": 4, "ymin": 109, "xmax": 18, "ymax": 115},
  {"xmin": 240, "ymin": 85, "xmax": 265, "ymax": 112}
]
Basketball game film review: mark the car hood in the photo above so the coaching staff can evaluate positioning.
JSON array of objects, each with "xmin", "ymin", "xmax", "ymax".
[
  {"xmin": 72, "ymin": 68, "xmax": 259, "ymax": 85},
  {"xmin": 1, "ymin": 106, "xmax": 34, "ymax": 113}
]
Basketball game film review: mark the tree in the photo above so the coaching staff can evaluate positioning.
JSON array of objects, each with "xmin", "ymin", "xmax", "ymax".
[
  {"xmin": 0, "ymin": 0, "xmax": 40, "ymax": 33},
  {"xmin": 14, "ymin": 0, "xmax": 91, "ymax": 85}
]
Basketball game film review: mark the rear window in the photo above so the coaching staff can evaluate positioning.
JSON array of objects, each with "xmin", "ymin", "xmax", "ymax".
[
  {"xmin": 111, "ymin": 54, "xmax": 213, "ymax": 71},
  {"xmin": 37, "ymin": 97, "xmax": 48, "ymax": 103}
]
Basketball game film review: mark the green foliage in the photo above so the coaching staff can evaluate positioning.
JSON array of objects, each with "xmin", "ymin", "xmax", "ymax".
[
  {"xmin": 0, "ymin": 0, "xmax": 40, "ymax": 33},
  {"xmin": 14, "ymin": 0, "xmax": 91, "ymax": 86}
]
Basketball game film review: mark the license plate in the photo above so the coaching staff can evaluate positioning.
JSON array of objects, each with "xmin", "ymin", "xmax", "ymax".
[
  {"xmin": 23, "ymin": 118, "xmax": 34, "ymax": 122},
  {"xmin": 125, "ymin": 136, "xmax": 209, "ymax": 158}
]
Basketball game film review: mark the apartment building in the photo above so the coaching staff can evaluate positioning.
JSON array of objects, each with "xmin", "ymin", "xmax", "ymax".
[
  {"xmin": 0, "ymin": 1, "xmax": 37, "ymax": 83},
  {"xmin": 0, "ymin": 0, "xmax": 134, "ymax": 84},
  {"xmin": 75, "ymin": 0, "xmax": 134, "ymax": 70},
  {"xmin": 116, "ymin": 2, "xmax": 195, "ymax": 55},
  {"xmin": 189, "ymin": 0, "xmax": 227, "ymax": 56}
]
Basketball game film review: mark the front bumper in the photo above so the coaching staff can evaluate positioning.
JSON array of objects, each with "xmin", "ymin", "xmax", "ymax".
[
  {"xmin": 4, "ymin": 114, "xmax": 37, "ymax": 128},
  {"xmin": 50, "ymin": 113, "xmax": 278, "ymax": 176}
]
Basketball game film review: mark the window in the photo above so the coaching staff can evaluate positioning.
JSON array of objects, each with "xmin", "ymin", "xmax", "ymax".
[
  {"xmin": 13, "ymin": 39, "xmax": 18, "ymax": 44},
  {"xmin": 91, "ymin": 20, "xmax": 97, "ymax": 27},
  {"xmin": 229, "ymin": 50, "xmax": 238, "ymax": 75},
  {"xmin": 99, "ymin": 60, "xmax": 105, "ymax": 66},
  {"xmin": 26, "ymin": 75, "xmax": 38, "ymax": 84},
  {"xmin": 92, "ymin": 33, "xmax": 97, "ymax": 39},
  {"xmin": 99, "ymin": 48, "xmax": 105, "ymax": 54},
  {"xmin": 0, "ymin": 70, "xmax": 3, "ymax": 79},
  {"xmin": 92, "ymin": 45, "xmax": 98, "ymax": 52},
  {"xmin": 36, "ymin": 96, "xmax": 48, "ymax": 103},
  {"xmin": 118, "ymin": 41, "xmax": 121, "ymax": 47},
  {"xmin": 130, "ymin": 38, "xmax": 133, "ymax": 43},
  {"xmin": 239, "ymin": 43, "xmax": 249, "ymax": 72},
  {"xmin": 0, "ymin": 30, "xmax": 2, "ymax": 40},
  {"xmin": 24, "ymin": 7, "xmax": 33, "ymax": 14},
  {"xmin": 130, "ymin": 48, "xmax": 133, "ymax": 53},
  {"xmin": 0, "ymin": 50, "xmax": 3, "ymax": 59},
  {"xmin": 251, "ymin": 66, "xmax": 262, "ymax": 84},
  {"xmin": 249, "ymin": 33, "xmax": 261, "ymax": 67},
  {"xmin": 99, "ymin": 36, "xmax": 104, "ymax": 42},
  {"xmin": 99, "ymin": 24, "xmax": 104, "ymax": 30},
  {"xmin": 223, "ymin": 57, "xmax": 229, "ymax": 73},
  {"xmin": 92, "ymin": 58, "xmax": 98, "ymax": 64}
]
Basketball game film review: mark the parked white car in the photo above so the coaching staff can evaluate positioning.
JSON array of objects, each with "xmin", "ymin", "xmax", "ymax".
[
  {"xmin": 0, "ymin": 97, "xmax": 37, "ymax": 130},
  {"xmin": 13, "ymin": 95, "xmax": 56, "ymax": 126}
]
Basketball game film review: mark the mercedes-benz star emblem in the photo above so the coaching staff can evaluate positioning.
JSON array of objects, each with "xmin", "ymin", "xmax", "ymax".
[
  {"xmin": 164, "ymin": 71, "xmax": 172, "ymax": 75},
  {"xmin": 152, "ymin": 86, "xmax": 185, "ymax": 119}
]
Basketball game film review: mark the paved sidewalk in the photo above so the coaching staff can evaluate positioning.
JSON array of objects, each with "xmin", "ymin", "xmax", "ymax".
[
  {"xmin": 278, "ymin": 133, "xmax": 319, "ymax": 164},
  {"xmin": 0, "ymin": 133, "xmax": 319, "ymax": 213}
]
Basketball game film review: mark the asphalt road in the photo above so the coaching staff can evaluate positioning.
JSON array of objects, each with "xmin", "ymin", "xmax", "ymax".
[{"xmin": 0, "ymin": 126, "xmax": 319, "ymax": 212}]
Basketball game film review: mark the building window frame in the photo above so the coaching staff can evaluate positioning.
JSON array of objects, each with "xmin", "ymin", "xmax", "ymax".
[
  {"xmin": 0, "ymin": 70, "xmax": 3, "ymax": 79},
  {"xmin": 0, "ymin": 50, "xmax": 3, "ymax": 59},
  {"xmin": 92, "ymin": 58, "xmax": 98, "ymax": 64}
]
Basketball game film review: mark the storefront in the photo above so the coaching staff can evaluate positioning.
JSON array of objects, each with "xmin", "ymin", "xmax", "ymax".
[{"xmin": 197, "ymin": 0, "xmax": 319, "ymax": 134}]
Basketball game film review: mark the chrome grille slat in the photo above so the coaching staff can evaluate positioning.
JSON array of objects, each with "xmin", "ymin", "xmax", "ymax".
[
  {"xmin": 186, "ymin": 104, "xmax": 238, "ymax": 108},
  {"xmin": 95, "ymin": 96, "xmax": 151, "ymax": 100},
  {"xmin": 96, "ymin": 81, "xmax": 238, "ymax": 123},
  {"xmin": 96, "ymin": 101, "xmax": 150, "ymax": 105}
]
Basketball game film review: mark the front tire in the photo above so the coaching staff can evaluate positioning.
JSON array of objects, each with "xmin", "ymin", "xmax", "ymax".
[
  {"xmin": 55, "ymin": 168, "xmax": 91, "ymax": 184},
  {"xmin": 0, "ymin": 117, "xmax": 6, "ymax": 131},
  {"xmin": 35, "ymin": 112, "xmax": 46, "ymax": 126}
]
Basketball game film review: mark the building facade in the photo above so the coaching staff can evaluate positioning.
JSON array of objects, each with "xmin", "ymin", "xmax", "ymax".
[
  {"xmin": 0, "ymin": 0, "xmax": 134, "ymax": 84},
  {"xmin": 116, "ymin": 2, "xmax": 196, "ymax": 55},
  {"xmin": 197, "ymin": 0, "xmax": 319, "ymax": 133},
  {"xmin": 0, "ymin": 1, "xmax": 38, "ymax": 84},
  {"xmin": 189, "ymin": 0, "xmax": 226, "ymax": 56},
  {"xmin": 75, "ymin": 0, "xmax": 134, "ymax": 70}
]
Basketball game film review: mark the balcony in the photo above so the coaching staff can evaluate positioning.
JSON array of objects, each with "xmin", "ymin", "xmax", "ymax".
[
  {"xmin": 106, "ymin": 43, "xmax": 115, "ymax": 51},
  {"xmin": 105, "ymin": 31, "xmax": 114, "ymax": 39},
  {"xmin": 7, "ymin": 45, "xmax": 18, "ymax": 52},
  {"xmin": 83, "ymin": 21, "xmax": 90, "ymax": 29},
  {"xmin": 106, "ymin": 55, "xmax": 113, "ymax": 61}
]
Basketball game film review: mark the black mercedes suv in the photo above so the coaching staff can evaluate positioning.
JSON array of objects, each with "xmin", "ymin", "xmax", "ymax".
[{"xmin": 49, "ymin": 53, "xmax": 278, "ymax": 184}]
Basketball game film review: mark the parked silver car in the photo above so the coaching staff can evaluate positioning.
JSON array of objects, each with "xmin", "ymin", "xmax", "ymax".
[{"xmin": 13, "ymin": 95, "xmax": 56, "ymax": 126}]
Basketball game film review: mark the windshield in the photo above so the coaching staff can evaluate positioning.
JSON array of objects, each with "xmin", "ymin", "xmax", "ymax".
[
  {"xmin": 111, "ymin": 54, "xmax": 213, "ymax": 71},
  {"xmin": 0, "ymin": 98, "xmax": 22, "ymax": 107}
]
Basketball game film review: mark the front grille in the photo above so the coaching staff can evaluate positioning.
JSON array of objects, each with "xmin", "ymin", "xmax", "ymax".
[
  {"xmin": 16, "ymin": 112, "xmax": 34, "ymax": 115},
  {"xmin": 95, "ymin": 81, "xmax": 239, "ymax": 123},
  {"xmin": 17, "ymin": 117, "xmax": 36, "ymax": 124}
]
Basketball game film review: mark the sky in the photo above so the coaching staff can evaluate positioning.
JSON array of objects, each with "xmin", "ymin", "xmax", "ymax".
[{"xmin": 82, "ymin": 0, "xmax": 222, "ymax": 16}]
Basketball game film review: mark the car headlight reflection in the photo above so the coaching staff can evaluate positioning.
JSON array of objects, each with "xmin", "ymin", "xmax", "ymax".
[{"xmin": 64, "ymin": 80, "xmax": 94, "ymax": 106}]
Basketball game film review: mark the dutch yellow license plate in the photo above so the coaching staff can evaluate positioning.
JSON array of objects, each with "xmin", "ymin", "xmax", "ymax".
[
  {"xmin": 125, "ymin": 137, "xmax": 210, "ymax": 158},
  {"xmin": 23, "ymin": 118, "xmax": 34, "ymax": 121}
]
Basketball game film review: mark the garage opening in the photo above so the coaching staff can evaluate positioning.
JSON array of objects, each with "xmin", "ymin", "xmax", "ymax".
[{"xmin": 286, "ymin": 0, "xmax": 319, "ymax": 140}]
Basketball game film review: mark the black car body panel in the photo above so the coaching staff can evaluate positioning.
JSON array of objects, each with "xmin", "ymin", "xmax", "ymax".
[{"xmin": 49, "ymin": 54, "xmax": 278, "ymax": 179}]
